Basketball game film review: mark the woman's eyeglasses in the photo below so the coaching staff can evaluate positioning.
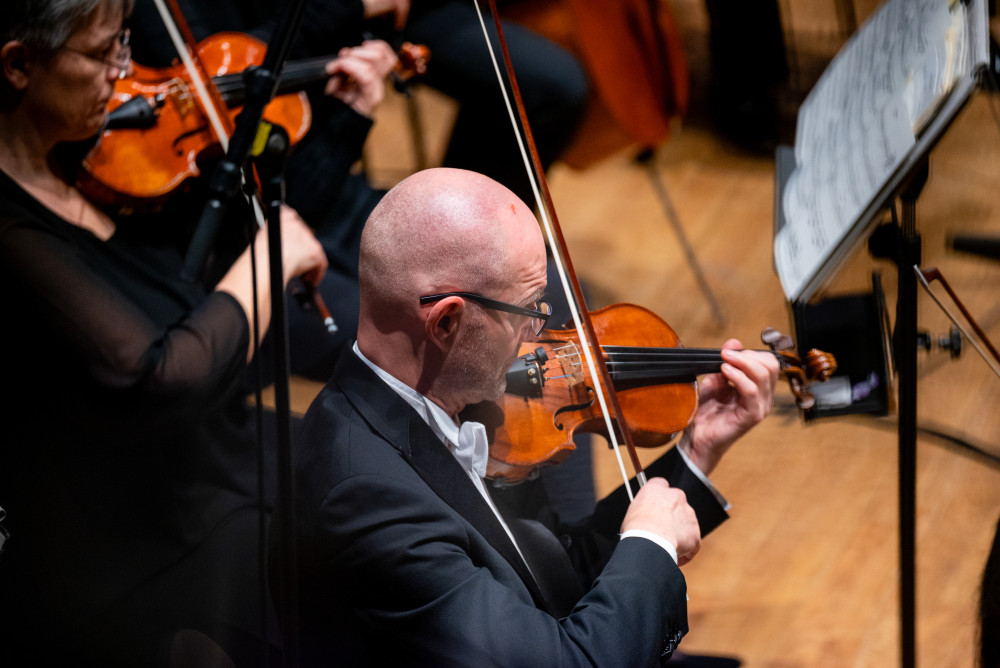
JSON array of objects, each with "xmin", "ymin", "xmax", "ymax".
[{"xmin": 59, "ymin": 28, "xmax": 131, "ymax": 79}]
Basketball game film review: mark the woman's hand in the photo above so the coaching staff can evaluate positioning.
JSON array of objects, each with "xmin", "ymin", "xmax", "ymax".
[
  {"xmin": 216, "ymin": 206, "xmax": 327, "ymax": 360},
  {"xmin": 279, "ymin": 205, "xmax": 327, "ymax": 287}
]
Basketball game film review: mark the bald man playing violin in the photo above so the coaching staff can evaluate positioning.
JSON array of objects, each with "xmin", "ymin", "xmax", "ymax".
[{"xmin": 288, "ymin": 167, "xmax": 779, "ymax": 666}]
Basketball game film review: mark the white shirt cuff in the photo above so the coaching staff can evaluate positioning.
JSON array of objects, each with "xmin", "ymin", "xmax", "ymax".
[
  {"xmin": 620, "ymin": 529, "xmax": 678, "ymax": 564},
  {"xmin": 677, "ymin": 433, "xmax": 731, "ymax": 511}
]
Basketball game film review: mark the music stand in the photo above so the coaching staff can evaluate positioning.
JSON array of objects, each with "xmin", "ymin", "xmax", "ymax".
[{"xmin": 772, "ymin": 1, "xmax": 990, "ymax": 665}]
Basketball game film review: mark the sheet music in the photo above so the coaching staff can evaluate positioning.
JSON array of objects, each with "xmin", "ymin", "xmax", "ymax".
[{"xmin": 774, "ymin": 0, "xmax": 984, "ymax": 300}]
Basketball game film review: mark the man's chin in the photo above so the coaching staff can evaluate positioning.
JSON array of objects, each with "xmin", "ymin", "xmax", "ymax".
[{"xmin": 471, "ymin": 380, "xmax": 507, "ymax": 407}]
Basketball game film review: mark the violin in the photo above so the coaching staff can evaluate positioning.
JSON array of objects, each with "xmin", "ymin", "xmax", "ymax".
[
  {"xmin": 485, "ymin": 303, "xmax": 836, "ymax": 483},
  {"xmin": 78, "ymin": 32, "xmax": 429, "ymax": 210}
]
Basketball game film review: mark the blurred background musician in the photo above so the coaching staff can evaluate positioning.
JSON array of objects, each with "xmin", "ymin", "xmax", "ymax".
[{"xmin": 184, "ymin": 0, "xmax": 589, "ymax": 216}]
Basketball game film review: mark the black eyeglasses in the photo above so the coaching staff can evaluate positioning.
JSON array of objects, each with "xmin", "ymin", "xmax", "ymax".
[
  {"xmin": 420, "ymin": 292, "xmax": 552, "ymax": 335},
  {"xmin": 60, "ymin": 28, "xmax": 131, "ymax": 79}
]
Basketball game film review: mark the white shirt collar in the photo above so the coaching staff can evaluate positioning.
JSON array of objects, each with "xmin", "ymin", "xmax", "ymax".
[{"xmin": 352, "ymin": 342, "xmax": 489, "ymax": 478}]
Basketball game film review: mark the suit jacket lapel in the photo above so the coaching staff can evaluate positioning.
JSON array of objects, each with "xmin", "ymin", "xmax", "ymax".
[{"xmin": 334, "ymin": 349, "xmax": 554, "ymax": 614}]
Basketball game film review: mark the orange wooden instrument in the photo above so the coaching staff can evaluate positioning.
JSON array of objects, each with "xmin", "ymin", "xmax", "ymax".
[
  {"xmin": 486, "ymin": 303, "xmax": 836, "ymax": 483},
  {"xmin": 79, "ymin": 32, "xmax": 308, "ymax": 210},
  {"xmin": 78, "ymin": 32, "xmax": 429, "ymax": 211}
]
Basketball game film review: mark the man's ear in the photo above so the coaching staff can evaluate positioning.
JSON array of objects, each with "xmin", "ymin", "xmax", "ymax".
[
  {"xmin": 424, "ymin": 296, "xmax": 464, "ymax": 351},
  {"xmin": 1, "ymin": 41, "xmax": 31, "ymax": 91}
]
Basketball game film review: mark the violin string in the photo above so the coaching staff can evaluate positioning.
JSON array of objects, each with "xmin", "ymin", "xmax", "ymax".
[
  {"xmin": 543, "ymin": 347, "xmax": 728, "ymax": 388},
  {"xmin": 546, "ymin": 348, "xmax": 725, "ymax": 364},
  {"xmin": 473, "ymin": 1, "xmax": 634, "ymax": 498}
]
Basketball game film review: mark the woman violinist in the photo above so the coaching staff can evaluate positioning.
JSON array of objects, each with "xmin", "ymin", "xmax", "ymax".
[
  {"xmin": 0, "ymin": 0, "xmax": 328, "ymax": 664},
  {"xmin": 123, "ymin": 0, "xmax": 402, "ymax": 381}
]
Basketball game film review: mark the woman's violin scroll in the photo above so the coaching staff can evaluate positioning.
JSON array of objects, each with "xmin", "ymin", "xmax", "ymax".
[{"xmin": 486, "ymin": 303, "xmax": 837, "ymax": 483}]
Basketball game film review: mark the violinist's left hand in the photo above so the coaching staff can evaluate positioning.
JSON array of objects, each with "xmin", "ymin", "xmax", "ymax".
[
  {"xmin": 681, "ymin": 339, "xmax": 779, "ymax": 475},
  {"xmin": 324, "ymin": 40, "xmax": 398, "ymax": 118}
]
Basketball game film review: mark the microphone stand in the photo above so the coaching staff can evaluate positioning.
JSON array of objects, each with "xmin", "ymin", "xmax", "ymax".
[
  {"xmin": 177, "ymin": 1, "xmax": 310, "ymax": 664},
  {"xmin": 254, "ymin": 124, "xmax": 299, "ymax": 668},
  {"xmin": 180, "ymin": 0, "xmax": 308, "ymax": 282}
]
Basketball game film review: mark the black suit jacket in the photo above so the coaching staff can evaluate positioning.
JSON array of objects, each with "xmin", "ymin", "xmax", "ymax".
[{"xmin": 289, "ymin": 348, "xmax": 726, "ymax": 666}]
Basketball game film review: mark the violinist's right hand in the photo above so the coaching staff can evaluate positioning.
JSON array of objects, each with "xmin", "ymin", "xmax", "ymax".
[
  {"xmin": 278, "ymin": 205, "xmax": 327, "ymax": 288},
  {"xmin": 362, "ymin": 0, "xmax": 412, "ymax": 31},
  {"xmin": 621, "ymin": 477, "xmax": 701, "ymax": 566},
  {"xmin": 215, "ymin": 206, "xmax": 326, "ymax": 362}
]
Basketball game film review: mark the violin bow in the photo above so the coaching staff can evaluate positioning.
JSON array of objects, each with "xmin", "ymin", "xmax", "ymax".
[
  {"xmin": 472, "ymin": 0, "xmax": 648, "ymax": 497},
  {"xmin": 151, "ymin": 0, "xmax": 237, "ymax": 150},
  {"xmin": 916, "ymin": 265, "xmax": 1000, "ymax": 379}
]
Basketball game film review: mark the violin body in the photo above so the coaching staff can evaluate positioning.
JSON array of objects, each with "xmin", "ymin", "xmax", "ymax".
[
  {"xmin": 79, "ymin": 32, "xmax": 311, "ymax": 210},
  {"xmin": 488, "ymin": 303, "xmax": 697, "ymax": 482},
  {"xmin": 487, "ymin": 303, "xmax": 837, "ymax": 483}
]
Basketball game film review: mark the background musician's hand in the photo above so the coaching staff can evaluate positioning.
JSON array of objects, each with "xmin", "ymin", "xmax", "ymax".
[
  {"xmin": 681, "ymin": 339, "xmax": 780, "ymax": 475},
  {"xmin": 621, "ymin": 477, "xmax": 701, "ymax": 566},
  {"xmin": 361, "ymin": 0, "xmax": 412, "ymax": 31},
  {"xmin": 279, "ymin": 206, "xmax": 327, "ymax": 288},
  {"xmin": 324, "ymin": 40, "xmax": 398, "ymax": 118}
]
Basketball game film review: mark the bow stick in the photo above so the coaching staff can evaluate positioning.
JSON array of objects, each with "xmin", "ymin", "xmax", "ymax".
[
  {"xmin": 472, "ymin": 0, "xmax": 648, "ymax": 497},
  {"xmin": 152, "ymin": 0, "xmax": 236, "ymax": 150}
]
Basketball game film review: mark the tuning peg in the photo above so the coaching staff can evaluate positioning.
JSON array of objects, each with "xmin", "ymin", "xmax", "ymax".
[{"xmin": 761, "ymin": 327, "xmax": 795, "ymax": 352}]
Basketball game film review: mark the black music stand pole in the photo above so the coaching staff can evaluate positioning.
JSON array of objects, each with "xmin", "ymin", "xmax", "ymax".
[
  {"xmin": 869, "ymin": 158, "xmax": 927, "ymax": 668},
  {"xmin": 894, "ymin": 161, "xmax": 927, "ymax": 668}
]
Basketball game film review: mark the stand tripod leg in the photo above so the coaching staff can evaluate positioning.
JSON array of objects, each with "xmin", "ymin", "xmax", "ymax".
[{"xmin": 638, "ymin": 147, "xmax": 727, "ymax": 327}]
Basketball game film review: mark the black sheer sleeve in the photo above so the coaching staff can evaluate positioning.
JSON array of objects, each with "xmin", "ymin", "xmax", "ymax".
[{"xmin": 0, "ymin": 211, "xmax": 250, "ymax": 437}]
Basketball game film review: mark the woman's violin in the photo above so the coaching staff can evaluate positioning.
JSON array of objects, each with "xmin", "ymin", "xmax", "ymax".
[
  {"xmin": 484, "ymin": 303, "xmax": 836, "ymax": 483},
  {"xmin": 78, "ymin": 32, "xmax": 429, "ymax": 210}
]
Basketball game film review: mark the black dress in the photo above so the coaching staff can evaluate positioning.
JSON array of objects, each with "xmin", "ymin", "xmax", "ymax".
[{"xmin": 0, "ymin": 169, "xmax": 278, "ymax": 666}]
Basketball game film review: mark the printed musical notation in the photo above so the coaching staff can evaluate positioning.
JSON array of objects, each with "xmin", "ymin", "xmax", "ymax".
[{"xmin": 774, "ymin": 0, "xmax": 985, "ymax": 301}]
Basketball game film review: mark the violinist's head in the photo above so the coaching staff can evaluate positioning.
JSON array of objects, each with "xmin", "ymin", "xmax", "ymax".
[
  {"xmin": 1, "ymin": 0, "xmax": 133, "ymax": 142},
  {"xmin": 358, "ymin": 167, "xmax": 547, "ymax": 416}
]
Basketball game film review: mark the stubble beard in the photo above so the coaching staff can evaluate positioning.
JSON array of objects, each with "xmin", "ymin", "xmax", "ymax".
[{"xmin": 445, "ymin": 314, "xmax": 510, "ymax": 406}]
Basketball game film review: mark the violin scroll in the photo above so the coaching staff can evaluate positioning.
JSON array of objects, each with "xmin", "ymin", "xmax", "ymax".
[
  {"xmin": 392, "ymin": 42, "xmax": 430, "ymax": 91},
  {"xmin": 761, "ymin": 327, "xmax": 837, "ymax": 410}
]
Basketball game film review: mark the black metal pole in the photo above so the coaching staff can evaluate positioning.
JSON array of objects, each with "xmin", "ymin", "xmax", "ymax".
[
  {"xmin": 180, "ymin": 0, "xmax": 310, "ymax": 282},
  {"xmin": 897, "ymin": 161, "xmax": 927, "ymax": 668},
  {"xmin": 255, "ymin": 125, "xmax": 298, "ymax": 668}
]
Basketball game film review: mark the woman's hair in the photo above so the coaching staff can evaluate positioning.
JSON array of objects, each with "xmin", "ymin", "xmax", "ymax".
[{"xmin": 1, "ymin": 0, "xmax": 134, "ymax": 52}]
